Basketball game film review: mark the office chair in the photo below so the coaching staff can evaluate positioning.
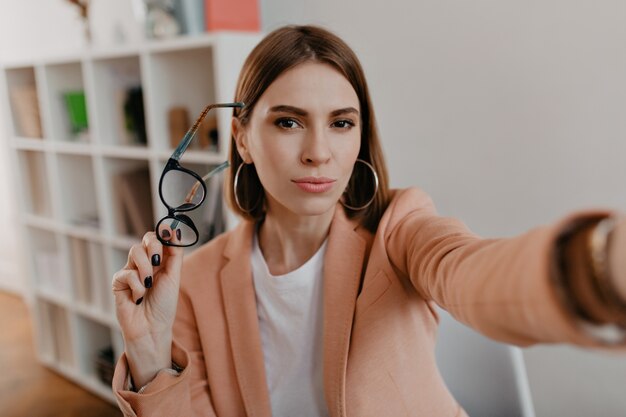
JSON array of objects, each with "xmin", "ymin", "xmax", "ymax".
[{"xmin": 434, "ymin": 308, "xmax": 536, "ymax": 417}]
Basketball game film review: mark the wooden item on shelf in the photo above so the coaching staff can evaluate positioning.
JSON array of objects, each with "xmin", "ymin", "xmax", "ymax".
[
  {"xmin": 9, "ymin": 85, "xmax": 43, "ymax": 138},
  {"xmin": 204, "ymin": 0, "xmax": 260, "ymax": 31},
  {"xmin": 168, "ymin": 106, "xmax": 190, "ymax": 149},
  {"xmin": 197, "ymin": 113, "xmax": 218, "ymax": 151}
]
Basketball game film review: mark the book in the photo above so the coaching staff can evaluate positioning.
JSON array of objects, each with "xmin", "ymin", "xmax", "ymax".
[
  {"xmin": 114, "ymin": 167, "xmax": 154, "ymax": 238},
  {"xmin": 10, "ymin": 85, "xmax": 43, "ymax": 138},
  {"xmin": 87, "ymin": 241, "xmax": 110, "ymax": 313},
  {"xmin": 204, "ymin": 0, "xmax": 259, "ymax": 31},
  {"xmin": 62, "ymin": 91, "xmax": 89, "ymax": 138},
  {"xmin": 168, "ymin": 106, "xmax": 190, "ymax": 149},
  {"xmin": 70, "ymin": 237, "xmax": 92, "ymax": 304}
]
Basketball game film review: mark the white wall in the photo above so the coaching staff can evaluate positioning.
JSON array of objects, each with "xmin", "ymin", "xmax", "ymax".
[
  {"xmin": 260, "ymin": 1, "xmax": 626, "ymax": 415},
  {"xmin": 1, "ymin": 0, "xmax": 625, "ymax": 414}
]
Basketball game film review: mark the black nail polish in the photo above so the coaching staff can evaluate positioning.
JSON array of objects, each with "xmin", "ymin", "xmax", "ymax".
[
  {"xmin": 135, "ymin": 297, "xmax": 143, "ymax": 305},
  {"xmin": 161, "ymin": 229, "xmax": 171, "ymax": 239},
  {"xmin": 176, "ymin": 229, "xmax": 181, "ymax": 240},
  {"xmin": 151, "ymin": 254, "xmax": 160, "ymax": 266},
  {"xmin": 144, "ymin": 276, "xmax": 153, "ymax": 288}
]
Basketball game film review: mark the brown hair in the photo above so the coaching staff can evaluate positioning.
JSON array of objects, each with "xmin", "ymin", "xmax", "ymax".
[{"xmin": 226, "ymin": 25, "xmax": 390, "ymax": 233}]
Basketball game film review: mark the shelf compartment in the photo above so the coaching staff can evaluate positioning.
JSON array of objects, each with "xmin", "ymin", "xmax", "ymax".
[
  {"xmin": 26, "ymin": 226, "xmax": 68, "ymax": 299},
  {"xmin": 16, "ymin": 150, "xmax": 54, "ymax": 218},
  {"xmin": 33, "ymin": 299, "xmax": 74, "ymax": 368},
  {"xmin": 91, "ymin": 55, "xmax": 147, "ymax": 147},
  {"xmin": 42, "ymin": 62, "xmax": 91, "ymax": 143},
  {"xmin": 66, "ymin": 236, "xmax": 110, "ymax": 313},
  {"xmin": 4, "ymin": 66, "xmax": 44, "ymax": 138},
  {"xmin": 102, "ymin": 157, "xmax": 155, "ymax": 239},
  {"xmin": 146, "ymin": 46, "xmax": 218, "ymax": 152},
  {"xmin": 55, "ymin": 153, "xmax": 100, "ymax": 229},
  {"xmin": 156, "ymin": 158, "xmax": 226, "ymax": 249},
  {"xmin": 74, "ymin": 315, "xmax": 115, "ymax": 389}
]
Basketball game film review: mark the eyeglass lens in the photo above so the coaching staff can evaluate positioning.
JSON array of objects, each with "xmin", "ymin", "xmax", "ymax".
[
  {"xmin": 157, "ymin": 217, "xmax": 197, "ymax": 246},
  {"xmin": 161, "ymin": 170, "xmax": 205, "ymax": 210}
]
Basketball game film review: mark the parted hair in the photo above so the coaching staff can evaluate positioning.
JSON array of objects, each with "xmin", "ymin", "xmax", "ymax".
[{"xmin": 226, "ymin": 25, "xmax": 390, "ymax": 233}]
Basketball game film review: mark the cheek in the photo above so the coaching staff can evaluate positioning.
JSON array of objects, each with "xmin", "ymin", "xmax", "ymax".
[{"xmin": 337, "ymin": 134, "xmax": 362, "ymax": 170}]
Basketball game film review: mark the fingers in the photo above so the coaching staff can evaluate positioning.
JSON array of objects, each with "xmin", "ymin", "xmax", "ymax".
[
  {"xmin": 128, "ymin": 242, "xmax": 156, "ymax": 290},
  {"xmin": 125, "ymin": 230, "xmax": 184, "ymax": 289},
  {"xmin": 142, "ymin": 231, "xmax": 162, "ymax": 271},
  {"xmin": 157, "ymin": 224, "xmax": 185, "ymax": 275},
  {"xmin": 112, "ymin": 268, "xmax": 145, "ymax": 305}
]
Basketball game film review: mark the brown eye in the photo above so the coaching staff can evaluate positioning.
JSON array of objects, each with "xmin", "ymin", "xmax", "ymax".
[
  {"xmin": 275, "ymin": 118, "xmax": 301, "ymax": 129},
  {"xmin": 332, "ymin": 119, "xmax": 355, "ymax": 129}
]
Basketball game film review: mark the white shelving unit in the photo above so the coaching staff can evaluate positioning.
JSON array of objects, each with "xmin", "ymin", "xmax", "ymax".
[{"xmin": 0, "ymin": 32, "xmax": 261, "ymax": 404}]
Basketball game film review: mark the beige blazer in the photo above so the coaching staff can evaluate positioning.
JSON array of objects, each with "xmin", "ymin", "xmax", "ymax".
[{"xmin": 113, "ymin": 187, "xmax": 617, "ymax": 417}]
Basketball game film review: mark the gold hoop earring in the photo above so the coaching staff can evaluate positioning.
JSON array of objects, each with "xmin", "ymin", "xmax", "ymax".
[
  {"xmin": 234, "ymin": 162, "xmax": 262, "ymax": 213},
  {"xmin": 341, "ymin": 158, "xmax": 379, "ymax": 211}
]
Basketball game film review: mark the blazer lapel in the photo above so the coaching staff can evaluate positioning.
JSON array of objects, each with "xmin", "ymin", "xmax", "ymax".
[
  {"xmin": 322, "ymin": 207, "xmax": 368, "ymax": 417},
  {"xmin": 220, "ymin": 220, "xmax": 272, "ymax": 417}
]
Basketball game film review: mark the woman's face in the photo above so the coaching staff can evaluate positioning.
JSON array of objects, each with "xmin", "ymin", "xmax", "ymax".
[{"xmin": 236, "ymin": 61, "xmax": 361, "ymax": 219}]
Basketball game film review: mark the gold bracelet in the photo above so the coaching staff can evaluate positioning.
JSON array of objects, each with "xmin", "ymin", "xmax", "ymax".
[{"xmin": 588, "ymin": 217, "xmax": 626, "ymax": 325}]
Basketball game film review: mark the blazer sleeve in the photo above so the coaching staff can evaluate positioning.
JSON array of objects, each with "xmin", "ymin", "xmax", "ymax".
[
  {"xmin": 384, "ymin": 187, "xmax": 625, "ymax": 348},
  {"xmin": 112, "ymin": 287, "xmax": 217, "ymax": 417}
]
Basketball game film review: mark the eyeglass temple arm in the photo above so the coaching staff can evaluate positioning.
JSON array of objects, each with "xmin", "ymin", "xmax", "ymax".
[
  {"xmin": 170, "ymin": 102, "xmax": 245, "ymax": 161},
  {"xmin": 183, "ymin": 161, "xmax": 230, "ymax": 203},
  {"xmin": 168, "ymin": 161, "xmax": 231, "ymax": 236}
]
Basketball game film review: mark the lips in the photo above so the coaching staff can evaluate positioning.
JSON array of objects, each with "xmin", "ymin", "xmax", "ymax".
[{"xmin": 292, "ymin": 177, "xmax": 336, "ymax": 193}]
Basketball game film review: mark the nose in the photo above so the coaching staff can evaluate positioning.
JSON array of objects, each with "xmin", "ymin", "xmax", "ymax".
[{"xmin": 301, "ymin": 126, "xmax": 331, "ymax": 166}]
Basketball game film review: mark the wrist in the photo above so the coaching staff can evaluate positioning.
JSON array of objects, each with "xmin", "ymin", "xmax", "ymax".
[
  {"xmin": 607, "ymin": 217, "xmax": 626, "ymax": 303},
  {"xmin": 125, "ymin": 332, "xmax": 173, "ymax": 388},
  {"xmin": 587, "ymin": 216, "xmax": 626, "ymax": 324}
]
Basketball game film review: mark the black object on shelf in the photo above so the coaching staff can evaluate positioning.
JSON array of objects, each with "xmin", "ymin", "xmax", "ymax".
[{"xmin": 123, "ymin": 87, "xmax": 147, "ymax": 145}]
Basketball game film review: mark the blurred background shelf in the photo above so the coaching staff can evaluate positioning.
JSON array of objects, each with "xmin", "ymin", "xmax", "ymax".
[{"xmin": 0, "ymin": 32, "xmax": 261, "ymax": 404}]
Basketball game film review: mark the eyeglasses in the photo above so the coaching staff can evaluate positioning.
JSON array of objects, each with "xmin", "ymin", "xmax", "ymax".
[{"xmin": 156, "ymin": 102, "xmax": 244, "ymax": 247}]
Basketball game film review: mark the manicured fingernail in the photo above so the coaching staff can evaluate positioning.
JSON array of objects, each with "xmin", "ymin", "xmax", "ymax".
[
  {"xmin": 144, "ymin": 276, "xmax": 152, "ymax": 288},
  {"xmin": 161, "ymin": 229, "xmax": 171, "ymax": 239},
  {"xmin": 176, "ymin": 229, "xmax": 181, "ymax": 240},
  {"xmin": 135, "ymin": 297, "xmax": 143, "ymax": 305},
  {"xmin": 151, "ymin": 254, "xmax": 160, "ymax": 266}
]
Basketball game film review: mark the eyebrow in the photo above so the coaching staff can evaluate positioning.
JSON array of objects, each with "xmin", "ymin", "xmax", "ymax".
[{"xmin": 268, "ymin": 105, "xmax": 359, "ymax": 117}]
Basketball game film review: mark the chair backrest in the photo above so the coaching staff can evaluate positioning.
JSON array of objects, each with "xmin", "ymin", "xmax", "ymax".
[{"xmin": 434, "ymin": 308, "xmax": 536, "ymax": 417}]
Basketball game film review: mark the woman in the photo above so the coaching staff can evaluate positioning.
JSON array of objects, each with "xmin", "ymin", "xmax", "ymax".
[{"xmin": 112, "ymin": 25, "xmax": 626, "ymax": 417}]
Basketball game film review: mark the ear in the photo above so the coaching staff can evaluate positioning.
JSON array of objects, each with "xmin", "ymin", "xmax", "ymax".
[{"xmin": 232, "ymin": 118, "xmax": 253, "ymax": 163}]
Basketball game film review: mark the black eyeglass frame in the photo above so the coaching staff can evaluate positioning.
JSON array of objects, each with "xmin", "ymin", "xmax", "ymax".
[{"xmin": 156, "ymin": 102, "xmax": 244, "ymax": 247}]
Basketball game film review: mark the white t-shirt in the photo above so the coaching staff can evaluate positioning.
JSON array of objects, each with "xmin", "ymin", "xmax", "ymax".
[{"xmin": 250, "ymin": 232, "xmax": 329, "ymax": 417}]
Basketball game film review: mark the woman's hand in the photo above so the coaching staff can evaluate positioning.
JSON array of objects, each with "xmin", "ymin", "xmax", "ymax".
[{"xmin": 111, "ymin": 227, "xmax": 184, "ymax": 388}]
